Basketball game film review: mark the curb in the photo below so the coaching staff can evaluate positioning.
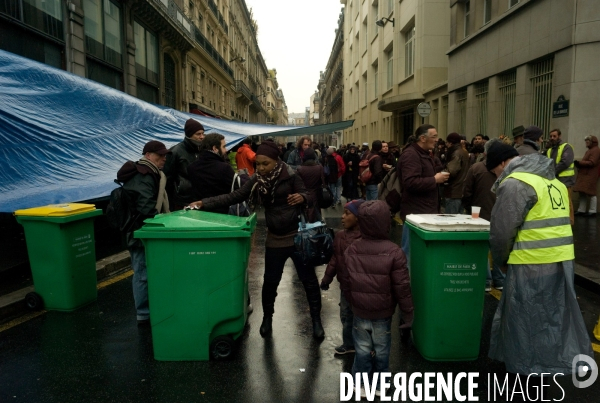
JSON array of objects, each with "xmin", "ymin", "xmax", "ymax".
[{"xmin": 0, "ymin": 250, "xmax": 131, "ymax": 323}]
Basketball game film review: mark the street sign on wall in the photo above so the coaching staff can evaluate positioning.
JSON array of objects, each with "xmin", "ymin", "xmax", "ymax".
[
  {"xmin": 417, "ymin": 102, "xmax": 431, "ymax": 117},
  {"xmin": 553, "ymin": 95, "xmax": 569, "ymax": 118}
]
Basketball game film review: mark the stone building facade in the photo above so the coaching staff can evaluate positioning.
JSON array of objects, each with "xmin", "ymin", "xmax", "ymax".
[
  {"xmin": 0, "ymin": 0, "xmax": 281, "ymax": 123},
  {"xmin": 447, "ymin": 0, "xmax": 600, "ymax": 157},
  {"xmin": 339, "ymin": 0, "xmax": 450, "ymax": 146}
]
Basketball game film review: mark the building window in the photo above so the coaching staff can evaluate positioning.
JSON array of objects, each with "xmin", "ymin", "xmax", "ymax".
[
  {"xmin": 387, "ymin": 0, "xmax": 393, "ymax": 16},
  {"xmin": 363, "ymin": 73, "xmax": 367, "ymax": 106},
  {"xmin": 84, "ymin": 0, "xmax": 123, "ymax": 69},
  {"xmin": 374, "ymin": 63, "xmax": 378, "ymax": 99},
  {"xmin": 499, "ymin": 71, "xmax": 516, "ymax": 137},
  {"xmin": 430, "ymin": 99, "xmax": 439, "ymax": 127},
  {"xmin": 134, "ymin": 21, "xmax": 158, "ymax": 85},
  {"xmin": 405, "ymin": 26, "xmax": 415, "ymax": 78},
  {"xmin": 509, "ymin": 0, "xmax": 519, "ymax": 8},
  {"xmin": 440, "ymin": 96, "xmax": 448, "ymax": 137},
  {"xmin": 475, "ymin": 81, "xmax": 488, "ymax": 135},
  {"xmin": 386, "ymin": 48, "xmax": 393, "ymax": 89},
  {"xmin": 2, "ymin": 0, "xmax": 65, "ymax": 39},
  {"xmin": 456, "ymin": 88, "xmax": 467, "ymax": 135},
  {"xmin": 484, "ymin": 0, "xmax": 492, "ymax": 25},
  {"xmin": 530, "ymin": 58, "xmax": 554, "ymax": 136},
  {"xmin": 464, "ymin": 1, "xmax": 471, "ymax": 38},
  {"xmin": 402, "ymin": 109, "xmax": 415, "ymax": 145}
]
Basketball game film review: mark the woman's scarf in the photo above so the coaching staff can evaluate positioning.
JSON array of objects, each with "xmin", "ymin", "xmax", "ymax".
[{"xmin": 256, "ymin": 160, "xmax": 284, "ymax": 204}]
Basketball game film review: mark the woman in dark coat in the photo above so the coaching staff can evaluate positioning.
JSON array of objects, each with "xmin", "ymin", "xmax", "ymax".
[
  {"xmin": 343, "ymin": 145, "xmax": 361, "ymax": 199},
  {"xmin": 189, "ymin": 140, "xmax": 325, "ymax": 339},
  {"xmin": 297, "ymin": 148, "xmax": 324, "ymax": 222}
]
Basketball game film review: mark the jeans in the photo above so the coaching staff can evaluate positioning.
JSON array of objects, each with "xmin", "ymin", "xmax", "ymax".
[
  {"xmin": 365, "ymin": 184, "xmax": 378, "ymax": 201},
  {"xmin": 329, "ymin": 177, "xmax": 342, "ymax": 205},
  {"xmin": 445, "ymin": 198, "xmax": 463, "ymax": 214},
  {"xmin": 486, "ymin": 250, "xmax": 505, "ymax": 287},
  {"xmin": 352, "ymin": 315, "xmax": 392, "ymax": 389},
  {"xmin": 340, "ymin": 291, "xmax": 354, "ymax": 348},
  {"xmin": 129, "ymin": 246, "xmax": 149, "ymax": 320}
]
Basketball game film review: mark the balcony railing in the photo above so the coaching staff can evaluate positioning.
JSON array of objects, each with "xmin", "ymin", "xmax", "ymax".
[
  {"xmin": 207, "ymin": 0, "xmax": 228, "ymax": 33},
  {"xmin": 251, "ymin": 94, "xmax": 266, "ymax": 114},
  {"xmin": 235, "ymin": 80, "xmax": 252, "ymax": 101},
  {"xmin": 149, "ymin": 0, "xmax": 233, "ymax": 79}
]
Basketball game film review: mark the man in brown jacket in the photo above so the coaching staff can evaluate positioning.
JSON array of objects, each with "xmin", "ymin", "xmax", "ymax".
[
  {"xmin": 443, "ymin": 132, "xmax": 470, "ymax": 214},
  {"xmin": 398, "ymin": 124, "xmax": 449, "ymax": 259},
  {"xmin": 574, "ymin": 135, "xmax": 600, "ymax": 216}
]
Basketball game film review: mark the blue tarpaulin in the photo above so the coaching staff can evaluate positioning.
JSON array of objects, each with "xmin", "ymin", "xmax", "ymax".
[{"xmin": 0, "ymin": 50, "xmax": 353, "ymax": 212}]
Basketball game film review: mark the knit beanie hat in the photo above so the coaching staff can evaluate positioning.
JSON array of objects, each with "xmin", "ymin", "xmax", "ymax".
[
  {"xmin": 184, "ymin": 118, "xmax": 204, "ymax": 137},
  {"xmin": 486, "ymin": 142, "xmax": 519, "ymax": 171},
  {"xmin": 256, "ymin": 140, "xmax": 281, "ymax": 160},
  {"xmin": 523, "ymin": 125, "xmax": 543, "ymax": 142},
  {"xmin": 447, "ymin": 132, "xmax": 461, "ymax": 144},
  {"xmin": 344, "ymin": 199, "xmax": 366, "ymax": 217},
  {"xmin": 302, "ymin": 147, "xmax": 316, "ymax": 161}
]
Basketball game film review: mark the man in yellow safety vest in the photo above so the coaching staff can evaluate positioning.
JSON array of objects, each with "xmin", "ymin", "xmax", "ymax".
[
  {"xmin": 486, "ymin": 142, "xmax": 592, "ymax": 376},
  {"xmin": 547, "ymin": 128, "xmax": 575, "ymax": 224}
]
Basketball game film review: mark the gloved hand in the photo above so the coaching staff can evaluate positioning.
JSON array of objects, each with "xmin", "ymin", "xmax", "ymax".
[
  {"xmin": 574, "ymin": 160, "xmax": 580, "ymax": 168},
  {"xmin": 320, "ymin": 282, "xmax": 329, "ymax": 291}
]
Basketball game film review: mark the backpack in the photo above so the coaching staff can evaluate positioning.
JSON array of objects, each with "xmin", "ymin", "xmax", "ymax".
[
  {"xmin": 377, "ymin": 167, "xmax": 402, "ymax": 213},
  {"xmin": 105, "ymin": 179, "xmax": 139, "ymax": 232},
  {"xmin": 358, "ymin": 154, "xmax": 379, "ymax": 184},
  {"xmin": 228, "ymin": 173, "xmax": 251, "ymax": 217}
]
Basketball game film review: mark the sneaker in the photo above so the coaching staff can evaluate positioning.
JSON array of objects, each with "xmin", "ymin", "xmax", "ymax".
[
  {"xmin": 493, "ymin": 283, "xmax": 504, "ymax": 291},
  {"xmin": 485, "ymin": 281, "xmax": 492, "ymax": 292},
  {"xmin": 334, "ymin": 345, "xmax": 355, "ymax": 355},
  {"xmin": 375, "ymin": 389, "xmax": 381, "ymax": 397}
]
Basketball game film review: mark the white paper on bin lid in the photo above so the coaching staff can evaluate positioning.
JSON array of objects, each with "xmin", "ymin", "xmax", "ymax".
[{"xmin": 405, "ymin": 214, "xmax": 490, "ymax": 232}]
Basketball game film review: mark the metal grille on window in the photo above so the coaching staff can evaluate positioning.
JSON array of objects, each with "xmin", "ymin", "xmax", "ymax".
[
  {"xmin": 475, "ymin": 81, "xmax": 488, "ymax": 135},
  {"xmin": 456, "ymin": 88, "xmax": 467, "ymax": 135},
  {"xmin": 499, "ymin": 71, "xmax": 516, "ymax": 137},
  {"xmin": 530, "ymin": 58, "xmax": 554, "ymax": 136}
]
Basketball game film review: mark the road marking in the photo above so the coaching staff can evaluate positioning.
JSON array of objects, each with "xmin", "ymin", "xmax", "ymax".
[
  {"xmin": 0, "ymin": 269, "xmax": 133, "ymax": 333},
  {"xmin": 488, "ymin": 287, "xmax": 600, "ymax": 355},
  {"xmin": 97, "ymin": 269, "xmax": 133, "ymax": 289},
  {"xmin": 0, "ymin": 311, "xmax": 46, "ymax": 333}
]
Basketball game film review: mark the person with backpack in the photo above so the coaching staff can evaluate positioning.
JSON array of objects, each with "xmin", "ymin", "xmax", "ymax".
[
  {"xmin": 361, "ymin": 140, "xmax": 385, "ymax": 201},
  {"xmin": 116, "ymin": 141, "xmax": 171, "ymax": 326},
  {"xmin": 326, "ymin": 147, "xmax": 346, "ymax": 207}
]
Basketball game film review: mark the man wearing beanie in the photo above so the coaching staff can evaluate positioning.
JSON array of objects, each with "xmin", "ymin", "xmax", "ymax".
[
  {"xmin": 462, "ymin": 138, "xmax": 508, "ymax": 291},
  {"xmin": 487, "ymin": 142, "xmax": 592, "ymax": 375},
  {"xmin": 517, "ymin": 125, "xmax": 543, "ymax": 156},
  {"xmin": 163, "ymin": 118, "xmax": 205, "ymax": 210},
  {"xmin": 443, "ymin": 132, "xmax": 469, "ymax": 213}
]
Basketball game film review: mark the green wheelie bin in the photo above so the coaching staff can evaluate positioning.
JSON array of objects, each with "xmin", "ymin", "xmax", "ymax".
[
  {"xmin": 14, "ymin": 203, "xmax": 102, "ymax": 311},
  {"xmin": 405, "ymin": 214, "xmax": 490, "ymax": 361},
  {"xmin": 134, "ymin": 210, "xmax": 257, "ymax": 361}
]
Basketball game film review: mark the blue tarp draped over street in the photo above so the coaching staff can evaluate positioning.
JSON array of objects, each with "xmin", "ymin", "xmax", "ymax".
[{"xmin": 0, "ymin": 50, "xmax": 353, "ymax": 212}]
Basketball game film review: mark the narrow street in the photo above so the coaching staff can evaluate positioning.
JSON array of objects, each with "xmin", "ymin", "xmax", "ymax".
[{"xmin": 1, "ymin": 212, "xmax": 599, "ymax": 402}]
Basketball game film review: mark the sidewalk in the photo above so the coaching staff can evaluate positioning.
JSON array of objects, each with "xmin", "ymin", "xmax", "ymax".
[{"xmin": 1, "ymin": 209, "xmax": 599, "ymax": 323}]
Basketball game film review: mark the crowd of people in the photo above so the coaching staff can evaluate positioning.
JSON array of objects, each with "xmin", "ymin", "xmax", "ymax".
[{"xmin": 115, "ymin": 118, "xmax": 597, "ymax": 394}]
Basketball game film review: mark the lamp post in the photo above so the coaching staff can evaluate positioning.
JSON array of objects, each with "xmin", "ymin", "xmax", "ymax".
[{"xmin": 375, "ymin": 17, "xmax": 395, "ymax": 27}]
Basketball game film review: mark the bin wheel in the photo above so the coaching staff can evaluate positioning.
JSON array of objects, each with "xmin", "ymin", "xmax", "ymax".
[
  {"xmin": 25, "ymin": 292, "xmax": 43, "ymax": 310},
  {"xmin": 210, "ymin": 335, "xmax": 235, "ymax": 360}
]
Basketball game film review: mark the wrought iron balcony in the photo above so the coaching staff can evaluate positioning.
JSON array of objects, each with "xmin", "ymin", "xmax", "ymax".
[{"xmin": 235, "ymin": 80, "xmax": 252, "ymax": 101}]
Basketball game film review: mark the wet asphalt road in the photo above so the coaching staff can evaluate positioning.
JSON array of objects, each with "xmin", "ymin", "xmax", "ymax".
[{"xmin": 1, "ymin": 210, "xmax": 600, "ymax": 402}]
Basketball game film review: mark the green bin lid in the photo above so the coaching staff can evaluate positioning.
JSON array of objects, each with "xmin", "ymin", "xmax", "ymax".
[{"xmin": 136, "ymin": 210, "xmax": 257, "ymax": 232}]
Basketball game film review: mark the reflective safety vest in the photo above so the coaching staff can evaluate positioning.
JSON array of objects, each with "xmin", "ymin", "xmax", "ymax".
[
  {"xmin": 504, "ymin": 172, "xmax": 574, "ymax": 265},
  {"xmin": 547, "ymin": 143, "xmax": 575, "ymax": 177}
]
